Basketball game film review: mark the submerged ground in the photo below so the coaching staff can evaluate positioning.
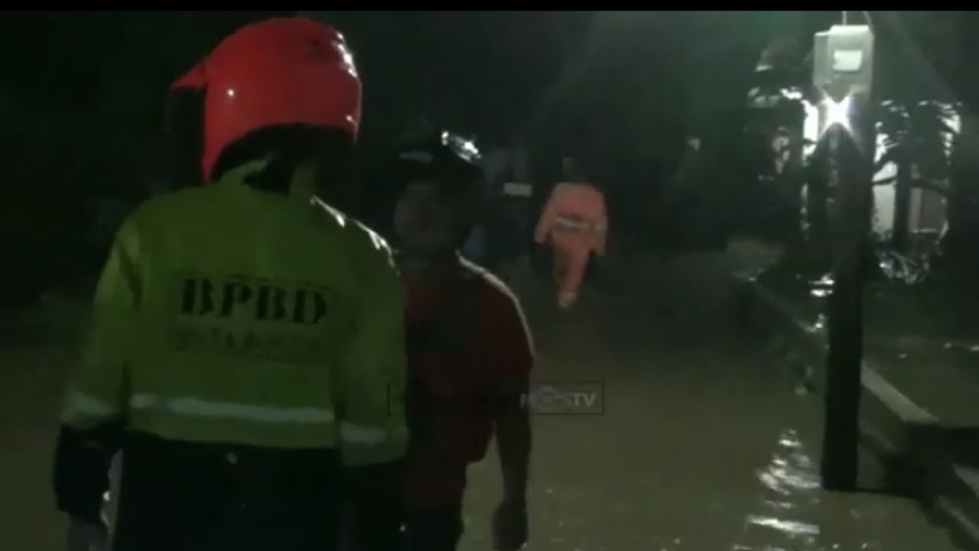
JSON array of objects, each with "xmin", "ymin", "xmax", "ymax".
[{"xmin": 0, "ymin": 250, "xmax": 961, "ymax": 551}]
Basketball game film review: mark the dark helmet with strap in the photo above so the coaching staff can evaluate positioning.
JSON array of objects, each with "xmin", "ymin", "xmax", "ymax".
[
  {"xmin": 393, "ymin": 130, "xmax": 484, "ymax": 199},
  {"xmin": 391, "ymin": 130, "xmax": 487, "ymax": 246}
]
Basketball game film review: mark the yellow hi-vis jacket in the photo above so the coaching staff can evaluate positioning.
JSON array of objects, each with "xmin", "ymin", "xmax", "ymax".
[{"xmin": 61, "ymin": 161, "xmax": 407, "ymax": 466}]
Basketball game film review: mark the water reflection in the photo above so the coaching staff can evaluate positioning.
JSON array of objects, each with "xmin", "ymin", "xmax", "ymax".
[
  {"xmin": 459, "ymin": 255, "xmax": 960, "ymax": 551},
  {"xmin": 741, "ymin": 429, "xmax": 821, "ymax": 549},
  {"xmin": 809, "ymin": 275, "xmax": 834, "ymax": 298}
]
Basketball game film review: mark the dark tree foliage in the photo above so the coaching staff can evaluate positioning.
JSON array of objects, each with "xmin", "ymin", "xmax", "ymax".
[
  {"xmin": 0, "ymin": 11, "xmax": 600, "ymax": 306},
  {"xmin": 0, "ymin": 12, "xmax": 290, "ymax": 306}
]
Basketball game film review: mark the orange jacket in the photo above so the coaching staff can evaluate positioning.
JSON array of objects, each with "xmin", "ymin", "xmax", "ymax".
[{"xmin": 533, "ymin": 181, "xmax": 608, "ymax": 255}]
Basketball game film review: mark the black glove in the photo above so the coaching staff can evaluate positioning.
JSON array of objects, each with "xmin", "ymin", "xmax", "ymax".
[{"xmin": 53, "ymin": 421, "xmax": 123, "ymax": 525}]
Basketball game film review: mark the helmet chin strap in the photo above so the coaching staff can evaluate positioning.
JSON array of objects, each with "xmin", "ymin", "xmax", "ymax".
[
  {"xmin": 228, "ymin": 155, "xmax": 319, "ymax": 204},
  {"xmin": 288, "ymin": 162, "xmax": 317, "ymax": 202}
]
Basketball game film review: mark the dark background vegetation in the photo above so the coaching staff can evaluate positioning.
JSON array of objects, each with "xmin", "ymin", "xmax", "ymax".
[{"xmin": 3, "ymin": 11, "xmax": 979, "ymax": 308}]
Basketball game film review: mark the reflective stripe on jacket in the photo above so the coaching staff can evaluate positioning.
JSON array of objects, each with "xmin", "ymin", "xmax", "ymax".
[
  {"xmin": 60, "ymin": 160, "xmax": 407, "ymax": 461},
  {"xmin": 54, "ymin": 160, "xmax": 409, "ymax": 547},
  {"xmin": 533, "ymin": 181, "xmax": 608, "ymax": 254}
]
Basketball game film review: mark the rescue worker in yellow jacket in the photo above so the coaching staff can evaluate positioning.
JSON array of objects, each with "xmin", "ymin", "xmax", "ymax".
[{"xmin": 53, "ymin": 17, "xmax": 407, "ymax": 551}]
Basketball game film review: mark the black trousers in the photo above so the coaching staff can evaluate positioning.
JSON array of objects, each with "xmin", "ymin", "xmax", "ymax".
[
  {"xmin": 343, "ymin": 498, "xmax": 463, "ymax": 551},
  {"xmin": 403, "ymin": 500, "xmax": 464, "ymax": 551}
]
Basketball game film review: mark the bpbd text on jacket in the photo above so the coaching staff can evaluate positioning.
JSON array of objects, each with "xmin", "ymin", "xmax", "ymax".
[{"xmin": 170, "ymin": 274, "xmax": 337, "ymax": 363}]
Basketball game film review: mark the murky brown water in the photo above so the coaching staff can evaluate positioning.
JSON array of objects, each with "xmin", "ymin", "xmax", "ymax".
[
  {"xmin": 0, "ymin": 344, "xmax": 72, "ymax": 551},
  {"xmin": 0, "ymin": 253, "xmax": 962, "ymax": 550},
  {"xmin": 458, "ymin": 253, "xmax": 961, "ymax": 551}
]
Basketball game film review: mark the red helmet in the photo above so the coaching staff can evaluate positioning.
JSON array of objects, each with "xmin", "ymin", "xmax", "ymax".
[{"xmin": 170, "ymin": 17, "xmax": 362, "ymax": 181}]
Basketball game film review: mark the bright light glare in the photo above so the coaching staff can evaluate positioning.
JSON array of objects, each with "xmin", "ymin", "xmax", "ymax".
[
  {"xmin": 823, "ymin": 96, "xmax": 852, "ymax": 131},
  {"xmin": 803, "ymin": 102, "xmax": 820, "ymax": 159},
  {"xmin": 442, "ymin": 132, "xmax": 480, "ymax": 161}
]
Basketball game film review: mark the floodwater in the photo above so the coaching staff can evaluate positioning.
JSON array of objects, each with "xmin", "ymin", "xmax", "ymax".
[
  {"xmin": 0, "ymin": 251, "xmax": 962, "ymax": 551},
  {"xmin": 458, "ymin": 252, "xmax": 961, "ymax": 551}
]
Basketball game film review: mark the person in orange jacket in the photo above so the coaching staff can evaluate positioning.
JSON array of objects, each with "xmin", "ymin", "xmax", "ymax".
[{"xmin": 533, "ymin": 157, "xmax": 608, "ymax": 308}]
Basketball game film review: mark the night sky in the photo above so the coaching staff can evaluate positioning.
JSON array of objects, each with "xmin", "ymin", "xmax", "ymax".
[
  {"xmin": 2, "ymin": 10, "xmax": 978, "ymax": 306},
  {"xmin": 0, "ymin": 11, "xmax": 975, "ymax": 194}
]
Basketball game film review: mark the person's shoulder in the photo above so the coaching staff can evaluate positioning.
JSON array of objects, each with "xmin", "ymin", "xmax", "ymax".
[
  {"xmin": 311, "ymin": 197, "xmax": 397, "ymax": 272},
  {"xmin": 459, "ymin": 257, "xmax": 535, "ymax": 359},
  {"xmin": 459, "ymin": 257, "xmax": 520, "ymax": 309},
  {"xmin": 120, "ymin": 187, "xmax": 208, "ymax": 232}
]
